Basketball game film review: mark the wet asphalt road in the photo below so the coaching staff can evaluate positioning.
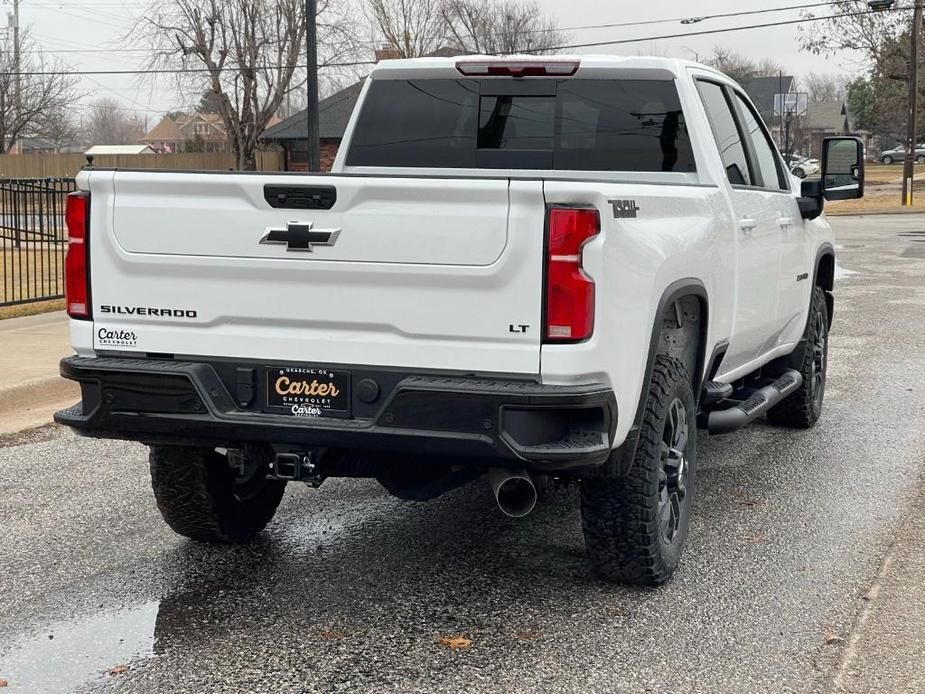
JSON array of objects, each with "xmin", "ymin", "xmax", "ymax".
[{"xmin": 1, "ymin": 215, "xmax": 924, "ymax": 694}]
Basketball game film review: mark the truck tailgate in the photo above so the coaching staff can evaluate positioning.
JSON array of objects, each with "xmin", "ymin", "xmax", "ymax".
[{"xmin": 85, "ymin": 171, "xmax": 545, "ymax": 375}]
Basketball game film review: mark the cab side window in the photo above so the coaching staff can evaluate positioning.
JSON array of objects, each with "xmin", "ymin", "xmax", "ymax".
[
  {"xmin": 731, "ymin": 92, "xmax": 787, "ymax": 190},
  {"xmin": 696, "ymin": 80, "xmax": 751, "ymax": 186}
]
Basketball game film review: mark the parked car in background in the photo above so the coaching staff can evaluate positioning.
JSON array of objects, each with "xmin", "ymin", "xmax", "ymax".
[
  {"xmin": 780, "ymin": 153, "xmax": 820, "ymax": 179},
  {"xmin": 879, "ymin": 144, "xmax": 925, "ymax": 165},
  {"xmin": 792, "ymin": 157, "xmax": 820, "ymax": 179}
]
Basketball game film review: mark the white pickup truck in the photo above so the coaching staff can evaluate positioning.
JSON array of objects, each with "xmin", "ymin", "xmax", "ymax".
[{"xmin": 56, "ymin": 56, "xmax": 864, "ymax": 585}]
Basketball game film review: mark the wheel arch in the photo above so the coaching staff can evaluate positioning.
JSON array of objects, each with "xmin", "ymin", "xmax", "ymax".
[
  {"xmin": 814, "ymin": 243, "xmax": 835, "ymax": 327},
  {"xmin": 600, "ymin": 279, "xmax": 710, "ymax": 478}
]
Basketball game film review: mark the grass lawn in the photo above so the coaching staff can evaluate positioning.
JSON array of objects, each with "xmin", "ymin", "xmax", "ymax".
[
  {"xmin": 0, "ymin": 298, "xmax": 65, "ymax": 320},
  {"xmin": 0, "ymin": 247, "xmax": 66, "ymax": 319},
  {"xmin": 826, "ymin": 163, "xmax": 925, "ymax": 215}
]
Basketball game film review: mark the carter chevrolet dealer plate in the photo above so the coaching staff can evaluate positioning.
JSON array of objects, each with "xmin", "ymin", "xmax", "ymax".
[{"xmin": 265, "ymin": 366, "xmax": 351, "ymax": 418}]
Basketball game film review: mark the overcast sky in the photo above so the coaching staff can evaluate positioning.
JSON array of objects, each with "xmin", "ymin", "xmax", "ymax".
[{"xmin": 20, "ymin": 0, "xmax": 866, "ymax": 127}]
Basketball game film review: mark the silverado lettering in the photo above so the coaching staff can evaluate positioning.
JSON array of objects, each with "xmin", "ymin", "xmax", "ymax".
[
  {"xmin": 56, "ymin": 55, "xmax": 863, "ymax": 587},
  {"xmin": 99, "ymin": 305, "xmax": 197, "ymax": 318}
]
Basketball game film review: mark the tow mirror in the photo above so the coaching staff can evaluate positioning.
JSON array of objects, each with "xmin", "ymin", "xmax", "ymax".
[{"xmin": 821, "ymin": 136, "xmax": 865, "ymax": 201}]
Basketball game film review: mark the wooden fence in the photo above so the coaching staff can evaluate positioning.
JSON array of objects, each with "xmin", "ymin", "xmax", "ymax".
[{"xmin": 0, "ymin": 150, "xmax": 285, "ymax": 178}]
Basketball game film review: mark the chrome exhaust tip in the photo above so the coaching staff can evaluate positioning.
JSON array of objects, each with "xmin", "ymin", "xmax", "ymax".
[{"xmin": 487, "ymin": 468, "xmax": 537, "ymax": 518}]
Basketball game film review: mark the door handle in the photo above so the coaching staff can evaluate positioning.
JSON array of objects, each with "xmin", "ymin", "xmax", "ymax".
[
  {"xmin": 738, "ymin": 218, "xmax": 758, "ymax": 232},
  {"xmin": 777, "ymin": 217, "xmax": 792, "ymax": 228}
]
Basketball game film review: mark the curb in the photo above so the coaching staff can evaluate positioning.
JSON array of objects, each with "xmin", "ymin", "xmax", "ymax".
[
  {"xmin": 0, "ymin": 376, "xmax": 79, "ymax": 436},
  {"xmin": 827, "ymin": 209, "xmax": 925, "ymax": 217},
  {"xmin": 0, "ymin": 376, "xmax": 78, "ymax": 419}
]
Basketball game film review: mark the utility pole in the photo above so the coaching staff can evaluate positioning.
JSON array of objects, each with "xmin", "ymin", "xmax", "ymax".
[
  {"xmin": 902, "ymin": 2, "xmax": 922, "ymax": 206},
  {"xmin": 305, "ymin": 0, "xmax": 320, "ymax": 172},
  {"xmin": 10, "ymin": 0, "xmax": 19, "ymax": 154},
  {"xmin": 779, "ymin": 71, "xmax": 784, "ymax": 148}
]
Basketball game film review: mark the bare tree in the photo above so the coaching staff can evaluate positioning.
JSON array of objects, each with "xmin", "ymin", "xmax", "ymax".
[
  {"xmin": 141, "ymin": 0, "xmax": 357, "ymax": 170},
  {"xmin": 0, "ymin": 31, "xmax": 80, "ymax": 154},
  {"xmin": 706, "ymin": 47, "xmax": 783, "ymax": 87},
  {"xmin": 83, "ymin": 98, "xmax": 146, "ymax": 146},
  {"xmin": 800, "ymin": 5, "xmax": 921, "ymax": 142},
  {"xmin": 442, "ymin": 0, "xmax": 567, "ymax": 55},
  {"xmin": 367, "ymin": 0, "xmax": 448, "ymax": 58},
  {"xmin": 34, "ymin": 106, "xmax": 81, "ymax": 152},
  {"xmin": 799, "ymin": 1, "xmax": 911, "ymax": 67},
  {"xmin": 801, "ymin": 72, "xmax": 848, "ymax": 103}
]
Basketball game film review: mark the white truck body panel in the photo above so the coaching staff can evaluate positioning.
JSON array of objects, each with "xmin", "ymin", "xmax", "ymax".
[{"xmin": 80, "ymin": 171, "xmax": 546, "ymax": 374}]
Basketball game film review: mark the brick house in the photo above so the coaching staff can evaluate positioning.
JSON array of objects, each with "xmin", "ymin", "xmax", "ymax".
[{"xmin": 260, "ymin": 82, "xmax": 364, "ymax": 172}]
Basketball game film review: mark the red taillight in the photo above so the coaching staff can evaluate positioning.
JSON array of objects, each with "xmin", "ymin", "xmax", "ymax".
[
  {"xmin": 545, "ymin": 207, "xmax": 600, "ymax": 342},
  {"xmin": 65, "ymin": 191, "xmax": 90, "ymax": 319},
  {"xmin": 455, "ymin": 60, "xmax": 580, "ymax": 77}
]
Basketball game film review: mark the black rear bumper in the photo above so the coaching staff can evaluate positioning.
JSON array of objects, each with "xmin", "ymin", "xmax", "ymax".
[{"xmin": 55, "ymin": 356, "xmax": 617, "ymax": 471}]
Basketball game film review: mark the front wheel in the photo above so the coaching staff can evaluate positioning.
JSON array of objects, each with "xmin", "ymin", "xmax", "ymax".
[
  {"xmin": 580, "ymin": 355, "xmax": 697, "ymax": 586},
  {"xmin": 882, "ymin": 155, "xmax": 894, "ymax": 165},
  {"xmin": 149, "ymin": 445, "xmax": 286, "ymax": 543},
  {"xmin": 767, "ymin": 285, "xmax": 829, "ymax": 429},
  {"xmin": 793, "ymin": 167, "xmax": 806, "ymax": 178}
]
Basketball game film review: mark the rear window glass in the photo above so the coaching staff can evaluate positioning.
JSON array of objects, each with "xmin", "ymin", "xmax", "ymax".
[{"xmin": 347, "ymin": 79, "xmax": 696, "ymax": 173}]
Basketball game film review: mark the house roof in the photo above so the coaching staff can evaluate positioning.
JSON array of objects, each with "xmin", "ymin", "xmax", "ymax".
[
  {"xmin": 144, "ymin": 116, "xmax": 182, "ymax": 143},
  {"xmin": 743, "ymin": 75, "xmax": 795, "ymax": 115},
  {"xmin": 805, "ymin": 100, "xmax": 849, "ymax": 132},
  {"xmin": 85, "ymin": 144, "xmax": 155, "ymax": 155},
  {"xmin": 262, "ymin": 81, "xmax": 365, "ymax": 141}
]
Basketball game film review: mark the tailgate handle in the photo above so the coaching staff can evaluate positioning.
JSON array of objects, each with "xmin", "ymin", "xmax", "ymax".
[{"xmin": 264, "ymin": 185, "xmax": 336, "ymax": 210}]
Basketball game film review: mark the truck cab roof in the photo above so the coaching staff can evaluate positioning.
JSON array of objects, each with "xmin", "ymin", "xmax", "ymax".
[{"xmin": 368, "ymin": 54, "xmax": 720, "ymax": 82}]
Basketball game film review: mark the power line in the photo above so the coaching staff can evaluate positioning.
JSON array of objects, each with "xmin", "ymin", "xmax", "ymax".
[
  {"xmin": 530, "ymin": 3, "xmax": 919, "ymax": 53},
  {"xmin": 0, "ymin": 59, "xmax": 376, "ymax": 77},
  {"xmin": 0, "ymin": 2, "xmax": 914, "ymax": 77},
  {"xmin": 11, "ymin": 1, "xmax": 866, "ymax": 56},
  {"xmin": 552, "ymin": 0, "xmax": 857, "ymax": 34}
]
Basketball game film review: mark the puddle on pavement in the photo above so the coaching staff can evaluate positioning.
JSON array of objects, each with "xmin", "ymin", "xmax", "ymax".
[
  {"xmin": 835, "ymin": 264, "xmax": 858, "ymax": 281},
  {"xmin": 0, "ymin": 601, "xmax": 158, "ymax": 693}
]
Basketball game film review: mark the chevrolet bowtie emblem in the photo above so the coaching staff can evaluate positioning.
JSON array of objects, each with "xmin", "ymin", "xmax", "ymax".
[{"xmin": 260, "ymin": 221, "xmax": 341, "ymax": 252}]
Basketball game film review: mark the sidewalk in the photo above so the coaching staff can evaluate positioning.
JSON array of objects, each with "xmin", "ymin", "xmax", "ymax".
[
  {"xmin": 0, "ymin": 311, "xmax": 77, "ymax": 435},
  {"xmin": 830, "ymin": 479, "xmax": 925, "ymax": 693}
]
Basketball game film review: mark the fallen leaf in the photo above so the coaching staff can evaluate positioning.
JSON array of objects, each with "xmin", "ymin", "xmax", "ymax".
[
  {"xmin": 744, "ymin": 533, "xmax": 766, "ymax": 544},
  {"xmin": 109, "ymin": 665, "xmax": 129, "ymax": 676},
  {"xmin": 737, "ymin": 499, "xmax": 766, "ymax": 508},
  {"xmin": 438, "ymin": 635, "xmax": 472, "ymax": 650},
  {"xmin": 0, "ymin": 678, "xmax": 8, "ymax": 687},
  {"xmin": 729, "ymin": 489, "xmax": 746, "ymax": 498},
  {"xmin": 516, "ymin": 632, "xmax": 542, "ymax": 640},
  {"xmin": 318, "ymin": 631, "xmax": 344, "ymax": 640},
  {"xmin": 823, "ymin": 628, "xmax": 845, "ymax": 645}
]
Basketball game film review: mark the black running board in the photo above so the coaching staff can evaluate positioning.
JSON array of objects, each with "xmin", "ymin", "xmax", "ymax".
[{"xmin": 701, "ymin": 370, "xmax": 803, "ymax": 435}]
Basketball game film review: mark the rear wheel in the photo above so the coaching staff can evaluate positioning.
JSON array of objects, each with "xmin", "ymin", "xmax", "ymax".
[
  {"xmin": 916, "ymin": 155, "xmax": 925, "ymax": 164},
  {"xmin": 580, "ymin": 355, "xmax": 697, "ymax": 586},
  {"xmin": 767, "ymin": 285, "xmax": 829, "ymax": 429},
  {"xmin": 149, "ymin": 445, "xmax": 286, "ymax": 543}
]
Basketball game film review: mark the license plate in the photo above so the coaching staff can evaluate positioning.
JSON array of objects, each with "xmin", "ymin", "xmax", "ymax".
[{"xmin": 265, "ymin": 366, "xmax": 351, "ymax": 418}]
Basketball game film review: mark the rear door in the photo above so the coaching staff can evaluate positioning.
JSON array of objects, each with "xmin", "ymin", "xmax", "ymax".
[
  {"xmin": 727, "ymin": 89, "xmax": 810, "ymax": 346},
  {"xmin": 88, "ymin": 171, "xmax": 546, "ymax": 375},
  {"xmin": 696, "ymin": 79, "xmax": 781, "ymax": 372}
]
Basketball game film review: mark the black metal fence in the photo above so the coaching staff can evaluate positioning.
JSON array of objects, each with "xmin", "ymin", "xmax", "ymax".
[{"xmin": 0, "ymin": 178, "xmax": 77, "ymax": 308}]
